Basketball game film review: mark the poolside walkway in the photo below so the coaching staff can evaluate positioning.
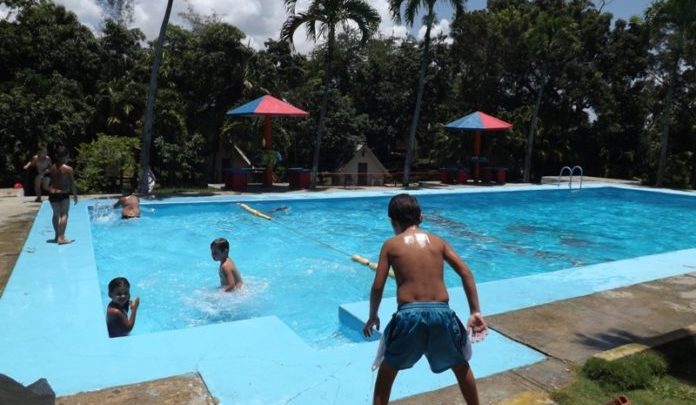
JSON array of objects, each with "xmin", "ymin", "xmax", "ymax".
[
  {"xmin": 394, "ymin": 271, "xmax": 696, "ymax": 405},
  {"xmin": 1, "ymin": 185, "xmax": 694, "ymax": 405}
]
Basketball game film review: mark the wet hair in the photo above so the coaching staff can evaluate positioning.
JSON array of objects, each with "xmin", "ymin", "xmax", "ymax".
[
  {"xmin": 211, "ymin": 238, "xmax": 229, "ymax": 252},
  {"xmin": 55, "ymin": 145, "xmax": 69, "ymax": 163},
  {"xmin": 108, "ymin": 277, "xmax": 130, "ymax": 294},
  {"xmin": 388, "ymin": 193, "xmax": 422, "ymax": 228}
]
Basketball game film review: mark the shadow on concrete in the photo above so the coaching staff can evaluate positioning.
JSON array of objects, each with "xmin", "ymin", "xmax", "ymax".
[{"xmin": 573, "ymin": 329, "xmax": 643, "ymax": 352}]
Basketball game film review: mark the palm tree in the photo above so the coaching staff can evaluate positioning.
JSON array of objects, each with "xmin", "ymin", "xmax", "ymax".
[
  {"xmin": 389, "ymin": 0, "xmax": 464, "ymax": 187},
  {"xmin": 649, "ymin": 0, "xmax": 696, "ymax": 187},
  {"xmin": 138, "ymin": 0, "xmax": 173, "ymax": 194},
  {"xmin": 281, "ymin": 0, "xmax": 380, "ymax": 188}
]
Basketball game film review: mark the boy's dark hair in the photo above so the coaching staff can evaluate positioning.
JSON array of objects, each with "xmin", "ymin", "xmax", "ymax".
[
  {"xmin": 55, "ymin": 145, "xmax": 69, "ymax": 162},
  {"xmin": 108, "ymin": 277, "xmax": 130, "ymax": 293},
  {"xmin": 388, "ymin": 193, "xmax": 421, "ymax": 228},
  {"xmin": 211, "ymin": 237, "xmax": 229, "ymax": 251}
]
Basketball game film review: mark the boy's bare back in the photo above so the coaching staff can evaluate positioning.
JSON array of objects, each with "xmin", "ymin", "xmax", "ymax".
[
  {"xmin": 382, "ymin": 227, "xmax": 448, "ymax": 304},
  {"xmin": 380, "ymin": 227, "xmax": 474, "ymax": 304}
]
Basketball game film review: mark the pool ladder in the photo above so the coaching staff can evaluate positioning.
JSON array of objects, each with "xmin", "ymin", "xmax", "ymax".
[{"xmin": 558, "ymin": 166, "xmax": 583, "ymax": 190}]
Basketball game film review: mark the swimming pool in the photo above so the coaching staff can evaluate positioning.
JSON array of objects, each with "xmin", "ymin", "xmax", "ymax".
[
  {"xmin": 3, "ymin": 184, "xmax": 695, "ymax": 404},
  {"xmin": 90, "ymin": 187, "xmax": 696, "ymax": 346}
]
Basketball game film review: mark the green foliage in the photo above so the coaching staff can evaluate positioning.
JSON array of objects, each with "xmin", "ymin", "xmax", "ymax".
[
  {"xmin": 583, "ymin": 352, "xmax": 668, "ymax": 391},
  {"xmin": 76, "ymin": 134, "xmax": 140, "ymax": 192},
  {"xmin": 554, "ymin": 338, "xmax": 696, "ymax": 405},
  {"xmin": 1, "ymin": 0, "xmax": 695, "ymax": 189}
]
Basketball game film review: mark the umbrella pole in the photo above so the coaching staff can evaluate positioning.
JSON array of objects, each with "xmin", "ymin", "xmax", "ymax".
[
  {"xmin": 263, "ymin": 116, "xmax": 273, "ymax": 187},
  {"xmin": 474, "ymin": 131, "xmax": 481, "ymax": 181}
]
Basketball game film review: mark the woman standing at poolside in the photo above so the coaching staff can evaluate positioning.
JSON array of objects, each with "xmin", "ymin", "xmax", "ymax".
[
  {"xmin": 48, "ymin": 145, "xmax": 78, "ymax": 244},
  {"xmin": 23, "ymin": 146, "xmax": 51, "ymax": 202}
]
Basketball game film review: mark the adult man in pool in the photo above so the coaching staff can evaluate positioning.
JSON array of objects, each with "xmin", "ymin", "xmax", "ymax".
[
  {"xmin": 113, "ymin": 190, "xmax": 141, "ymax": 219},
  {"xmin": 363, "ymin": 193, "xmax": 488, "ymax": 405}
]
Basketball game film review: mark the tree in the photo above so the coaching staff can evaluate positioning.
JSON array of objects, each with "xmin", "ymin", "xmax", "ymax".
[
  {"xmin": 281, "ymin": 0, "xmax": 380, "ymax": 188},
  {"xmin": 521, "ymin": 9, "xmax": 579, "ymax": 183},
  {"xmin": 98, "ymin": 0, "xmax": 134, "ymax": 27},
  {"xmin": 0, "ymin": 1, "xmax": 101, "ymax": 184},
  {"xmin": 139, "ymin": 0, "xmax": 173, "ymax": 194},
  {"xmin": 647, "ymin": 0, "xmax": 696, "ymax": 187},
  {"xmin": 388, "ymin": 0, "xmax": 464, "ymax": 186}
]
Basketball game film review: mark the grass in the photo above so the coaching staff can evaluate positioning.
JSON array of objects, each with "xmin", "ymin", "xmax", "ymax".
[{"xmin": 552, "ymin": 336, "xmax": 696, "ymax": 405}]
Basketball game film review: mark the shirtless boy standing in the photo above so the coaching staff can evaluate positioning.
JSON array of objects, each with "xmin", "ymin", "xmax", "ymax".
[
  {"xmin": 48, "ymin": 146, "xmax": 78, "ymax": 244},
  {"xmin": 363, "ymin": 193, "xmax": 488, "ymax": 405},
  {"xmin": 210, "ymin": 238, "xmax": 243, "ymax": 292}
]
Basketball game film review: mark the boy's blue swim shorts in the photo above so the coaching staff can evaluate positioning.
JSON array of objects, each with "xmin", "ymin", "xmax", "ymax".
[{"xmin": 382, "ymin": 301, "xmax": 471, "ymax": 373}]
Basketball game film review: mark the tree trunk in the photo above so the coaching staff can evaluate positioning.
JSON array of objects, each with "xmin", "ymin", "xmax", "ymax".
[
  {"xmin": 138, "ymin": 0, "xmax": 173, "ymax": 194},
  {"xmin": 655, "ymin": 67, "xmax": 678, "ymax": 188},
  {"xmin": 523, "ymin": 75, "xmax": 548, "ymax": 183},
  {"xmin": 310, "ymin": 27, "xmax": 335, "ymax": 189},
  {"xmin": 656, "ymin": 30, "xmax": 684, "ymax": 188},
  {"xmin": 691, "ymin": 140, "xmax": 696, "ymax": 189},
  {"xmin": 402, "ymin": 9, "xmax": 434, "ymax": 188}
]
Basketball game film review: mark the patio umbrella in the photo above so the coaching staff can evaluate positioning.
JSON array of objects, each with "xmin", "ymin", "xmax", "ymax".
[
  {"xmin": 227, "ymin": 95, "xmax": 309, "ymax": 186},
  {"xmin": 445, "ymin": 111, "xmax": 512, "ymax": 180}
]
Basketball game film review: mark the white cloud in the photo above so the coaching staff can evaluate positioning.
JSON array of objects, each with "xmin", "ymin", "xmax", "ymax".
[
  {"xmin": 55, "ymin": 0, "xmax": 102, "ymax": 26},
  {"xmin": 417, "ymin": 18, "xmax": 451, "ymax": 43},
  {"xmin": 0, "ymin": 5, "xmax": 14, "ymax": 22},
  {"xmin": 52, "ymin": 0, "xmax": 452, "ymax": 53}
]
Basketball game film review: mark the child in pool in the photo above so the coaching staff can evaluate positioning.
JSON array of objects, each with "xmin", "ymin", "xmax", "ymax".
[
  {"xmin": 106, "ymin": 277, "xmax": 139, "ymax": 338},
  {"xmin": 363, "ymin": 193, "xmax": 488, "ymax": 405},
  {"xmin": 211, "ymin": 238, "xmax": 243, "ymax": 291}
]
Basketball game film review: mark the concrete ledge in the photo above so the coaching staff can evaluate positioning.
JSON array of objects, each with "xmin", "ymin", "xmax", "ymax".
[{"xmin": 594, "ymin": 322, "xmax": 696, "ymax": 362}]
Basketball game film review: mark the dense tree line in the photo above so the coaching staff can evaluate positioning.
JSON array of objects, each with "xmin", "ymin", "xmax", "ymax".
[{"xmin": 0, "ymin": 0, "xmax": 694, "ymax": 191}]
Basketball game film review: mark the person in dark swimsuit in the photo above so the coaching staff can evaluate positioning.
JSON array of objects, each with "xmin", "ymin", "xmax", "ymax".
[
  {"xmin": 48, "ymin": 146, "xmax": 78, "ymax": 244},
  {"xmin": 106, "ymin": 277, "xmax": 139, "ymax": 338}
]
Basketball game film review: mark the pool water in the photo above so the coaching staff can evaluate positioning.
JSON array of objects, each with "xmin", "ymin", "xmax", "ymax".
[{"xmin": 90, "ymin": 187, "xmax": 696, "ymax": 346}]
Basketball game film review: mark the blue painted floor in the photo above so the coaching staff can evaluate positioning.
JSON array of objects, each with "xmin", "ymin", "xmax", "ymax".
[{"xmin": 1, "ymin": 185, "xmax": 694, "ymax": 404}]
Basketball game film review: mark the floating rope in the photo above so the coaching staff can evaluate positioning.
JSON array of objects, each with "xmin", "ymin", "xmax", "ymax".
[
  {"xmin": 239, "ymin": 203, "xmax": 272, "ymax": 220},
  {"xmin": 351, "ymin": 254, "xmax": 395, "ymax": 279},
  {"xmin": 238, "ymin": 203, "xmax": 394, "ymax": 278}
]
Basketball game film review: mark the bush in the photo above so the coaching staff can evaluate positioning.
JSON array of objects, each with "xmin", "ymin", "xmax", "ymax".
[
  {"xmin": 76, "ymin": 134, "xmax": 140, "ymax": 193},
  {"xmin": 583, "ymin": 352, "xmax": 668, "ymax": 390}
]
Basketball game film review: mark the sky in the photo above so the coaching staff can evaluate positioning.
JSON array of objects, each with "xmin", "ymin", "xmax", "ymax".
[{"xmin": 6, "ymin": 0, "xmax": 655, "ymax": 54}]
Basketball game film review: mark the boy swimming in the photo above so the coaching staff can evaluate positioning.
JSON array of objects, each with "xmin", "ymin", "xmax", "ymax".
[{"xmin": 363, "ymin": 193, "xmax": 488, "ymax": 405}]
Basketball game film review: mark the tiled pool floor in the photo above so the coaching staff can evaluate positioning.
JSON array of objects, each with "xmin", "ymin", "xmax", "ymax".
[{"xmin": 1, "ymin": 185, "xmax": 694, "ymax": 404}]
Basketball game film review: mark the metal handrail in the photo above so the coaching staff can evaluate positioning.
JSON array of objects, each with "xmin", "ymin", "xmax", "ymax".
[
  {"xmin": 558, "ymin": 166, "xmax": 572, "ymax": 188},
  {"xmin": 558, "ymin": 165, "xmax": 583, "ymax": 190},
  {"xmin": 571, "ymin": 166, "xmax": 583, "ymax": 190}
]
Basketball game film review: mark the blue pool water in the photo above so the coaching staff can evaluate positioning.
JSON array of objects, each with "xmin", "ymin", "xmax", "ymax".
[{"xmin": 90, "ymin": 187, "xmax": 696, "ymax": 346}]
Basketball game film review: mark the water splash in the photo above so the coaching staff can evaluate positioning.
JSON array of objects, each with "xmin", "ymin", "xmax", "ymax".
[{"xmin": 91, "ymin": 200, "xmax": 117, "ymax": 223}]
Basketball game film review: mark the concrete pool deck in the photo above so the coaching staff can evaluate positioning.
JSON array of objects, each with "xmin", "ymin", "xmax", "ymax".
[{"xmin": 0, "ymin": 183, "xmax": 694, "ymax": 404}]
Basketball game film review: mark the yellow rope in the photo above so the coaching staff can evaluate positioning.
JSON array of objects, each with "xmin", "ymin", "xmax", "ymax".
[
  {"xmin": 239, "ymin": 203, "xmax": 272, "ymax": 220},
  {"xmin": 351, "ymin": 254, "xmax": 396, "ymax": 279},
  {"xmin": 238, "ymin": 203, "xmax": 394, "ymax": 279}
]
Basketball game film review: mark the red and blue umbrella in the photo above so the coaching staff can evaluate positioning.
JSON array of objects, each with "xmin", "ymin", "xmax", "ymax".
[
  {"xmin": 226, "ymin": 95, "xmax": 309, "ymax": 186},
  {"xmin": 445, "ymin": 111, "xmax": 512, "ymax": 180},
  {"xmin": 445, "ymin": 111, "xmax": 512, "ymax": 133},
  {"xmin": 226, "ymin": 95, "xmax": 309, "ymax": 117}
]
